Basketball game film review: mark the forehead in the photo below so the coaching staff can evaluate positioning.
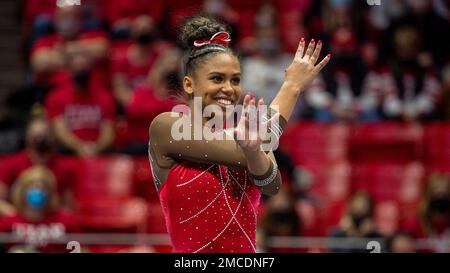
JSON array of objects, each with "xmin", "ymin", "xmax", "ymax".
[{"xmin": 196, "ymin": 53, "xmax": 240, "ymax": 74}]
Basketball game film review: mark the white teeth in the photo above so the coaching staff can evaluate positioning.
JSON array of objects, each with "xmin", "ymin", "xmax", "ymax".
[{"xmin": 217, "ymin": 99, "xmax": 232, "ymax": 105}]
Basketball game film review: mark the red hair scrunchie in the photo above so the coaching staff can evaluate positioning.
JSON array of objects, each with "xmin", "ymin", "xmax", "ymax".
[{"xmin": 193, "ymin": 32, "xmax": 231, "ymax": 47}]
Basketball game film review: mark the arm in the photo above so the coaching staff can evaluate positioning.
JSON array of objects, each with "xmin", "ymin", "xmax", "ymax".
[
  {"xmin": 112, "ymin": 75, "xmax": 133, "ymax": 106},
  {"xmin": 271, "ymin": 39, "xmax": 330, "ymax": 123},
  {"xmin": 53, "ymin": 117, "xmax": 85, "ymax": 154},
  {"xmin": 150, "ymin": 112, "xmax": 248, "ymax": 169},
  {"xmin": 31, "ymin": 47, "xmax": 65, "ymax": 73},
  {"xmin": 95, "ymin": 121, "xmax": 115, "ymax": 152},
  {"xmin": 244, "ymin": 150, "xmax": 281, "ymax": 196},
  {"xmin": 0, "ymin": 184, "xmax": 16, "ymax": 216}
]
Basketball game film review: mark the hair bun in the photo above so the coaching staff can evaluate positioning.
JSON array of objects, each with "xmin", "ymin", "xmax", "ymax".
[{"xmin": 179, "ymin": 15, "xmax": 229, "ymax": 50}]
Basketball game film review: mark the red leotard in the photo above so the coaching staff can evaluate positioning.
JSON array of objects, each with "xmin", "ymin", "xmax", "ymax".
[{"xmin": 158, "ymin": 160, "xmax": 261, "ymax": 253}]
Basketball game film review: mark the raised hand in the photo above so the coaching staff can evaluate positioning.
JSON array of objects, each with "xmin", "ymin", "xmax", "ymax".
[
  {"xmin": 234, "ymin": 93, "xmax": 280, "ymax": 152},
  {"xmin": 284, "ymin": 38, "xmax": 331, "ymax": 93}
]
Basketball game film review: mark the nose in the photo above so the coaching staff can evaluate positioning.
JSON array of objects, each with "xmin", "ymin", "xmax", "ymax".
[{"xmin": 221, "ymin": 80, "xmax": 234, "ymax": 95}]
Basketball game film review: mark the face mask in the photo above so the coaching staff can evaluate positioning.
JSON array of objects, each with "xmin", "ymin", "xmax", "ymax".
[
  {"xmin": 351, "ymin": 213, "xmax": 370, "ymax": 228},
  {"xmin": 56, "ymin": 18, "xmax": 80, "ymax": 39},
  {"xmin": 258, "ymin": 38, "xmax": 281, "ymax": 56},
  {"xmin": 31, "ymin": 135, "xmax": 52, "ymax": 154},
  {"xmin": 25, "ymin": 188, "xmax": 49, "ymax": 210},
  {"xmin": 135, "ymin": 32, "xmax": 155, "ymax": 46},
  {"xmin": 429, "ymin": 197, "xmax": 450, "ymax": 214},
  {"xmin": 329, "ymin": 0, "xmax": 351, "ymax": 8},
  {"xmin": 72, "ymin": 69, "xmax": 91, "ymax": 90},
  {"xmin": 204, "ymin": 0, "xmax": 225, "ymax": 15}
]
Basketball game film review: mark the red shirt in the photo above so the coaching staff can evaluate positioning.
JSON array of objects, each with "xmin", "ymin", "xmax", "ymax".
[
  {"xmin": 45, "ymin": 85, "xmax": 116, "ymax": 141},
  {"xmin": 0, "ymin": 151, "xmax": 76, "ymax": 195},
  {"xmin": 111, "ymin": 42, "xmax": 171, "ymax": 90},
  {"xmin": 105, "ymin": 0, "xmax": 166, "ymax": 25},
  {"xmin": 125, "ymin": 85, "xmax": 178, "ymax": 143}
]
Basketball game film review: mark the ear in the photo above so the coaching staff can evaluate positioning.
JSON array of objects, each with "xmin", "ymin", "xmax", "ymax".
[{"xmin": 183, "ymin": 76, "xmax": 194, "ymax": 95}]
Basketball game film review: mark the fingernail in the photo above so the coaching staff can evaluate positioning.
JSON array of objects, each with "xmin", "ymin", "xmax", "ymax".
[
  {"xmin": 311, "ymin": 39, "xmax": 315, "ymax": 44},
  {"xmin": 327, "ymin": 53, "xmax": 331, "ymax": 58},
  {"xmin": 318, "ymin": 40, "xmax": 322, "ymax": 45},
  {"xmin": 301, "ymin": 37, "xmax": 305, "ymax": 42}
]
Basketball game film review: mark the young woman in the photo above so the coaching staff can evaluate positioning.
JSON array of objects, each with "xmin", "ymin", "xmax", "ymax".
[{"xmin": 148, "ymin": 16, "xmax": 330, "ymax": 253}]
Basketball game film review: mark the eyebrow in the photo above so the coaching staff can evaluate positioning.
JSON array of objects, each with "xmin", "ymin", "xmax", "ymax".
[{"xmin": 207, "ymin": 72, "xmax": 241, "ymax": 77}]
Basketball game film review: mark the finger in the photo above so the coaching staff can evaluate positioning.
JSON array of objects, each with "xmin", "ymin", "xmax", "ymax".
[
  {"xmin": 243, "ymin": 93, "xmax": 251, "ymax": 107},
  {"xmin": 294, "ymin": 37, "xmax": 306, "ymax": 60},
  {"xmin": 304, "ymin": 39, "xmax": 316, "ymax": 59},
  {"xmin": 310, "ymin": 40, "xmax": 322, "ymax": 64},
  {"xmin": 233, "ymin": 128, "xmax": 246, "ymax": 147},
  {"xmin": 258, "ymin": 97, "xmax": 266, "ymax": 119},
  {"xmin": 256, "ymin": 98, "xmax": 265, "ymax": 131},
  {"xmin": 248, "ymin": 98, "xmax": 257, "ymax": 122},
  {"xmin": 313, "ymin": 53, "xmax": 331, "ymax": 74}
]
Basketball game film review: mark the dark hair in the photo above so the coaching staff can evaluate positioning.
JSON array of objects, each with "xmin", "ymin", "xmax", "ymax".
[{"xmin": 179, "ymin": 15, "xmax": 235, "ymax": 76}]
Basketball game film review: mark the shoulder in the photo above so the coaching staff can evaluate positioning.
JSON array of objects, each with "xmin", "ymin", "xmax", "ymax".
[{"xmin": 149, "ymin": 112, "xmax": 182, "ymax": 136}]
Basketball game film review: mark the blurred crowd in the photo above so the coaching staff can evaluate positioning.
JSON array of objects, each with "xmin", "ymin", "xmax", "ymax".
[{"xmin": 0, "ymin": 0, "xmax": 449, "ymax": 252}]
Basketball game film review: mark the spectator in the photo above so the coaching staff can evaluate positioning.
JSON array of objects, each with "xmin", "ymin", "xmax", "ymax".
[
  {"xmin": 123, "ymin": 48, "xmax": 181, "ymax": 154},
  {"xmin": 386, "ymin": 232, "xmax": 416, "ymax": 253},
  {"xmin": 0, "ymin": 117, "xmax": 75, "ymax": 212},
  {"xmin": 329, "ymin": 192, "xmax": 383, "ymax": 252},
  {"xmin": 379, "ymin": 26, "xmax": 442, "ymax": 121},
  {"xmin": 408, "ymin": 173, "xmax": 450, "ymax": 253},
  {"xmin": 30, "ymin": 4, "xmax": 109, "ymax": 95},
  {"xmin": 259, "ymin": 188, "xmax": 303, "ymax": 252},
  {"xmin": 241, "ymin": 24, "xmax": 292, "ymax": 103},
  {"xmin": 384, "ymin": 0, "xmax": 450, "ymax": 68},
  {"xmin": 0, "ymin": 91, "xmax": 26, "ymax": 155},
  {"xmin": 441, "ymin": 63, "xmax": 450, "ymax": 120},
  {"xmin": 0, "ymin": 166, "xmax": 79, "ymax": 252},
  {"xmin": 45, "ymin": 47, "xmax": 116, "ymax": 157},
  {"xmin": 106, "ymin": 0, "xmax": 166, "ymax": 32},
  {"xmin": 111, "ymin": 15, "xmax": 173, "ymax": 107},
  {"xmin": 301, "ymin": 27, "xmax": 382, "ymax": 122}
]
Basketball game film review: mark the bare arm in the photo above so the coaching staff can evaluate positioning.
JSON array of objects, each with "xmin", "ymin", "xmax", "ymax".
[
  {"xmin": 112, "ymin": 74, "xmax": 133, "ymax": 106},
  {"xmin": 31, "ymin": 48, "xmax": 65, "ymax": 73},
  {"xmin": 53, "ymin": 117, "xmax": 84, "ymax": 153},
  {"xmin": 150, "ymin": 112, "xmax": 249, "ymax": 169},
  {"xmin": 95, "ymin": 121, "xmax": 115, "ymax": 152},
  {"xmin": 271, "ymin": 39, "xmax": 331, "ymax": 123}
]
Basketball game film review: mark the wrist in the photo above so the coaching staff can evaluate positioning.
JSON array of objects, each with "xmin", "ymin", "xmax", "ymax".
[
  {"xmin": 243, "ymin": 149, "xmax": 265, "ymax": 160},
  {"xmin": 281, "ymin": 81, "xmax": 303, "ymax": 97}
]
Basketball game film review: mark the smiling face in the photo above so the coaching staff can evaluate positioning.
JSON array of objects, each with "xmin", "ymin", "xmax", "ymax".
[{"xmin": 183, "ymin": 52, "xmax": 242, "ymax": 119}]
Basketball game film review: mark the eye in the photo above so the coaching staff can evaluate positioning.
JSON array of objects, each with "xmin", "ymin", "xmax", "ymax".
[
  {"xmin": 231, "ymin": 77, "xmax": 241, "ymax": 85},
  {"xmin": 210, "ymin": 75, "xmax": 223, "ymax": 83}
]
